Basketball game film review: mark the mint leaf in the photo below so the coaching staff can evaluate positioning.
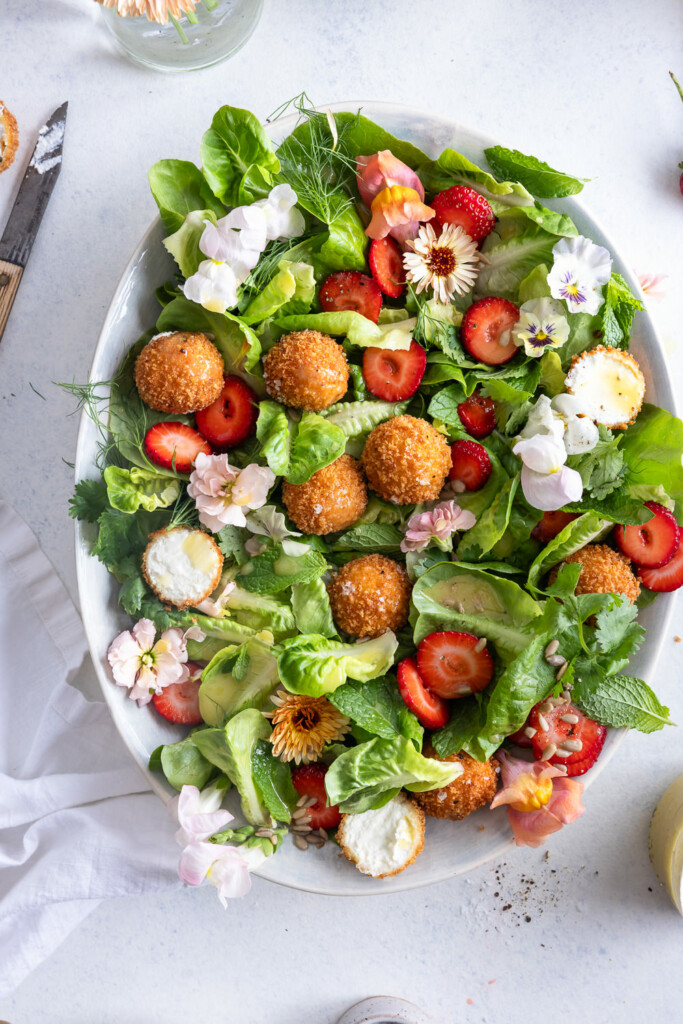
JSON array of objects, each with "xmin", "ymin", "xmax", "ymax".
[
  {"xmin": 329, "ymin": 676, "xmax": 423, "ymax": 750},
  {"xmin": 484, "ymin": 146, "xmax": 587, "ymax": 198},
  {"xmin": 574, "ymin": 674, "xmax": 673, "ymax": 733},
  {"xmin": 432, "ymin": 697, "xmax": 486, "ymax": 758},
  {"xmin": 238, "ymin": 543, "xmax": 327, "ymax": 594},
  {"xmin": 332, "ymin": 523, "xmax": 404, "ymax": 553},
  {"xmin": 69, "ymin": 479, "xmax": 108, "ymax": 523},
  {"xmin": 251, "ymin": 740, "xmax": 298, "ymax": 823},
  {"xmin": 599, "ymin": 273, "xmax": 645, "ymax": 349}
]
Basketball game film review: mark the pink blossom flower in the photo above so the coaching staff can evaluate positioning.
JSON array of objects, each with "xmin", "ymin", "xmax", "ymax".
[
  {"xmin": 187, "ymin": 452, "xmax": 275, "ymax": 533},
  {"xmin": 490, "ymin": 750, "xmax": 585, "ymax": 848},
  {"xmin": 178, "ymin": 841, "xmax": 255, "ymax": 904},
  {"xmin": 195, "ymin": 577, "xmax": 237, "ymax": 617},
  {"xmin": 170, "ymin": 783, "xmax": 234, "ymax": 848},
  {"xmin": 356, "ymin": 150, "xmax": 426, "ymax": 207},
  {"xmin": 401, "ymin": 500, "xmax": 476, "ymax": 552},
  {"xmin": 366, "ymin": 185, "xmax": 435, "ymax": 244},
  {"xmin": 106, "ymin": 619, "xmax": 204, "ymax": 705},
  {"xmin": 636, "ymin": 270, "xmax": 669, "ymax": 301}
]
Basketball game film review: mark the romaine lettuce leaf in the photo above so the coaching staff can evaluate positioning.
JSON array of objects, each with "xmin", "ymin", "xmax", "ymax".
[
  {"xmin": 620, "ymin": 404, "xmax": 683, "ymax": 518},
  {"xmin": 483, "ymin": 146, "xmax": 586, "ymax": 198},
  {"xmin": 527, "ymin": 512, "xmax": 612, "ymax": 590},
  {"xmin": 321, "ymin": 399, "xmax": 410, "ymax": 439}
]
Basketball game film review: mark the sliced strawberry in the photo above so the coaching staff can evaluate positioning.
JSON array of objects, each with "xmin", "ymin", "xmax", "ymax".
[
  {"xmin": 194, "ymin": 375, "xmax": 258, "ymax": 451},
  {"xmin": 291, "ymin": 763, "xmax": 341, "ymax": 831},
  {"xmin": 461, "ymin": 297, "xmax": 520, "ymax": 366},
  {"xmin": 417, "ymin": 631, "xmax": 494, "ymax": 700},
  {"xmin": 531, "ymin": 510, "xmax": 579, "ymax": 544},
  {"xmin": 449, "ymin": 439, "xmax": 492, "ymax": 491},
  {"xmin": 362, "ymin": 340, "xmax": 426, "ymax": 401},
  {"xmin": 507, "ymin": 724, "xmax": 534, "ymax": 749},
  {"xmin": 319, "ymin": 271, "xmax": 383, "ymax": 323},
  {"xmin": 614, "ymin": 502, "xmax": 680, "ymax": 568},
  {"xmin": 529, "ymin": 701, "xmax": 607, "ymax": 777},
  {"xmin": 430, "ymin": 185, "xmax": 495, "ymax": 242},
  {"xmin": 152, "ymin": 663, "xmax": 203, "ymax": 725},
  {"xmin": 637, "ymin": 541, "xmax": 683, "ymax": 592},
  {"xmin": 457, "ymin": 388, "xmax": 496, "ymax": 439},
  {"xmin": 397, "ymin": 657, "xmax": 450, "ymax": 729},
  {"xmin": 144, "ymin": 422, "xmax": 211, "ymax": 473},
  {"xmin": 368, "ymin": 237, "xmax": 406, "ymax": 298}
]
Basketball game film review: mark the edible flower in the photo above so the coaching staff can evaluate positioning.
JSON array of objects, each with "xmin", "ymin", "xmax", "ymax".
[
  {"xmin": 178, "ymin": 840, "xmax": 264, "ymax": 904},
  {"xmin": 521, "ymin": 393, "xmax": 599, "ymax": 457},
  {"xmin": 266, "ymin": 690, "xmax": 352, "ymax": 764},
  {"xmin": 512, "ymin": 297, "xmax": 570, "ymax": 357},
  {"xmin": 195, "ymin": 575, "xmax": 236, "ymax": 617},
  {"xmin": 366, "ymin": 185, "xmax": 435, "ymax": 243},
  {"xmin": 513, "ymin": 432, "xmax": 583, "ymax": 512},
  {"xmin": 401, "ymin": 500, "xmax": 476, "ymax": 553},
  {"xmin": 244, "ymin": 504, "xmax": 309, "ymax": 556},
  {"xmin": 172, "ymin": 782, "xmax": 234, "ymax": 847},
  {"xmin": 491, "ymin": 750, "xmax": 585, "ymax": 848},
  {"xmin": 547, "ymin": 235, "xmax": 612, "ymax": 315},
  {"xmin": 253, "ymin": 183, "xmax": 305, "ymax": 242},
  {"xmin": 95, "ymin": 0, "xmax": 198, "ymax": 23},
  {"xmin": 356, "ymin": 150, "xmax": 426, "ymax": 207},
  {"xmin": 199, "ymin": 205, "xmax": 267, "ymax": 279},
  {"xmin": 106, "ymin": 618, "xmax": 204, "ymax": 705},
  {"xmin": 636, "ymin": 270, "xmax": 668, "ymax": 301},
  {"xmin": 188, "ymin": 453, "xmax": 275, "ymax": 532},
  {"xmin": 182, "ymin": 259, "xmax": 240, "ymax": 314},
  {"xmin": 403, "ymin": 223, "xmax": 481, "ymax": 303}
]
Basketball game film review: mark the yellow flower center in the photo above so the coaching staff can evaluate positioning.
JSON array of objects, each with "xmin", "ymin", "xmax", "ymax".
[
  {"xmin": 510, "ymin": 775, "xmax": 553, "ymax": 812},
  {"xmin": 565, "ymin": 283, "xmax": 580, "ymax": 297},
  {"xmin": 536, "ymin": 330, "xmax": 548, "ymax": 342},
  {"xmin": 427, "ymin": 246, "xmax": 456, "ymax": 278}
]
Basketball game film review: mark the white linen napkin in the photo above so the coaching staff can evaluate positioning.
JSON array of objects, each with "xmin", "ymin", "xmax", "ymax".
[{"xmin": 0, "ymin": 498, "xmax": 181, "ymax": 997}]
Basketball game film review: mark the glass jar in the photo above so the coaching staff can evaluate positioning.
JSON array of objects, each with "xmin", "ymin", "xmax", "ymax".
[{"xmin": 99, "ymin": 0, "xmax": 264, "ymax": 73}]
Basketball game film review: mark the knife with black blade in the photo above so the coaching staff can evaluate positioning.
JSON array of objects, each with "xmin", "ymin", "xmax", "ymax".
[{"xmin": 0, "ymin": 101, "xmax": 68, "ymax": 344}]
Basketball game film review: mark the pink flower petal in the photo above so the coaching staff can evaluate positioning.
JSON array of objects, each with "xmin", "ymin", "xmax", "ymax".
[
  {"xmin": 507, "ymin": 806, "xmax": 565, "ymax": 847},
  {"xmin": 356, "ymin": 150, "xmax": 425, "ymax": 206},
  {"xmin": 366, "ymin": 186, "xmax": 435, "ymax": 242},
  {"xmin": 178, "ymin": 841, "xmax": 218, "ymax": 886},
  {"xmin": 131, "ymin": 618, "xmax": 156, "ymax": 651}
]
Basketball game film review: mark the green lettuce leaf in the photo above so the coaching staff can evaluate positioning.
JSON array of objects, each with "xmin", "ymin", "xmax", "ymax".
[
  {"xmin": 103, "ymin": 465, "xmax": 180, "ymax": 514},
  {"xmin": 163, "ymin": 209, "xmax": 216, "ymax": 278},
  {"xmin": 475, "ymin": 218, "xmax": 559, "ymax": 301},
  {"xmin": 332, "ymin": 523, "xmax": 404, "ymax": 553},
  {"xmin": 241, "ymin": 261, "xmax": 316, "ymax": 325},
  {"xmin": 198, "ymin": 640, "xmax": 280, "ymax": 726},
  {"xmin": 321, "ymin": 399, "xmax": 410, "ymax": 439},
  {"xmin": 155, "ymin": 736, "xmax": 216, "ymax": 791},
  {"xmin": 278, "ymin": 632, "xmax": 398, "ymax": 697},
  {"xmin": 456, "ymin": 476, "xmax": 520, "ymax": 561},
  {"xmin": 483, "ymin": 146, "xmax": 587, "ymax": 198},
  {"xmin": 200, "ymin": 105, "xmax": 280, "ymax": 206},
  {"xmin": 275, "ymin": 311, "xmax": 414, "ymax": 350},
  {"xmin": 621, "ymin": 404, "xmax": 683, "ymax": 518},
  {"xmin": 527, "ymin": 512, "xmax": 612, "ymax": 590},
  {"xmin": 286, "ymin": 412, "xmax": 346, "ymax": 484},
  {"xmin": 291, "ymin": 578, "xmax": 337, "ymax": 637},
  {"xmin": 193, "ymin": 710, "xmax": 272, "ymax": 825},
  {"xmin": 256, "ymin": 400, "xmax": 294, "ymax": 476},
  {"xmin": 148, "ymin": 158, "xmax": 224, "ymax": 234}
]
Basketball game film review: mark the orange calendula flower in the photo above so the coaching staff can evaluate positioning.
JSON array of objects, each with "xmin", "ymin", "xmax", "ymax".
[
  {"xmin": 490, "ymin": 750, "xmax": 585, "ymax": 848},
  {"xmin": 266, "ymin": 690, "xmax": 351, "ymax": 764},
  {"xmin": 366, "ymin": 185, "xmax": 435, "ymax": 244}
]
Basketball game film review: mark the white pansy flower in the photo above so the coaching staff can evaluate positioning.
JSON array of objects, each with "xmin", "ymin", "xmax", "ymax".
[
  {"xmin": 547, "ymin": 235, "xmax": 612, "ymax": 315},
  {"xmin": 183, "ymin": 259, "xmax": 239, "ymax": 313},
  {"xmin": 520, "ymin": 394, "xmax": 566, "ymax": 444},
  {"xmin": 512, "ymin": 297, "xmax": 570, "ymax": 357},
  {"xmin": 245, "ymin": 505, "xmax": 309, "ymax": 556},
  {"xmin": 551, "ymin": 393, "xmax": 599, "ymax": 455},
  {"xmin": 253, "ymin": 184, "xmax": 305, "ymax": 241},
  {"xmin": 200, "ymin": 205, "xmax": 268, "ymax": 280},
  {"xmin": 513, "ymin": 434, "xmax": 583, "ymax": 511},
  {"xmin": 171, "ymin": 782, "xmax": 233, "ymax": 849}
]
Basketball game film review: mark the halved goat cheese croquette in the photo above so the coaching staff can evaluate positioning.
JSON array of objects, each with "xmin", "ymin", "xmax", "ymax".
[
  {"xmin": 414, "ymin": 747, "xmax": 500, "ymax": 821},
  {"xmin": 565, "ymin": 345, "xmax": 645, "ymax": 429},
  {"xmin": 328, "ymin": 554, "xmax": 411, "ymax": 638},
  {"xmin": 263, "ymin": 330, "xmax": 349, "ymax": 411},
  {"xmin": 142, "ymin": 527, "xmax": 223, "ymax": 609},
  {"xmin": 362, "ymin": 414, "xmax": 452, "ymax": 505},
  {"xmin": 134, "ymin": 331, "xmax": 225, "ymax": 414},
  {"xmin": 282, "ymin": 454, "xmax": 367, "ymax": 535},
  {"xmin": 550, "ymin": 543, "xmax": 640, "ymax": 604},
  {"xmin": 337, "ymin": 793, "xmax": 426, "ymax": 878}
]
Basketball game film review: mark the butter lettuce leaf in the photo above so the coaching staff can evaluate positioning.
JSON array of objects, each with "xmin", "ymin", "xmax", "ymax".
[{"xmin": 278, "ymin": 632, "xmax": 398, "ymax": 697}]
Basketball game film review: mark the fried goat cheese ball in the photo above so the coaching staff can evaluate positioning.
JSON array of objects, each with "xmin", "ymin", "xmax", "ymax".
[
  {"xmin": 328, "ymin": 554, "xmax": 411, "ymax": 638},
  {"xmin": 134, "ymin": 331, "xmax": 224, "ymax": 414},
  {"xmin": 551, "ymin": 543, "xmax": 640, "ymax": 604},
  {"xmin": 282, "ymin": 454, "xmax": 367, "ymax": 535},
  {"xmin": 338, "ymin": 793, "xmax": 426, "ymax": 878},
  {"xmin": 362, "ymin": 414, "xmax": 452, "ymax": 505},
  {"xmin": 142, "ymin": 527, "xmax": 223, "ymax": 609},
  {"xmin": 263, "ymin": 330, "xmax": 349, "ymax": 411},
  {"xmin": 414, "ymin": 747, "xmax": 500, "ymax": 821},
  {"xmin": 565, "ymin": 345, "xmax": 645, "ymax": 429}
]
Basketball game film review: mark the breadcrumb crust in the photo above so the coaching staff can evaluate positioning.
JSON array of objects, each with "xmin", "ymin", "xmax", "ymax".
[{"xmin": 134, "ymin": 332, "xmax": 224, "ymax": 414}]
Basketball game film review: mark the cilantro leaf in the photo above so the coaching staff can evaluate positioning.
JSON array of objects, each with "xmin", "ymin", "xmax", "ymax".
[
  {"xmin": 573, "ymin": 674, "xmax": 673, "ymax": 733},
  {"xmin": 69, "ymin": 479, "xmax": 108, "ymax": 523}
]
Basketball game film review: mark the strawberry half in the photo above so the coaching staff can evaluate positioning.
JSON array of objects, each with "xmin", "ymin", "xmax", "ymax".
[
  {"xmin": 144, "ymin": 422, "xmax": 211, "ymax": 473},
  {"xmin": 417, "ymin": 631, "xmax": 494, "ymax": 700},
  {"xmin": 430, "ymin": 185, "xmax": 495, "ymax": 242},
  {"xmin": 506, "ymin": 724, "xmax": 534, "ymax": 749},
  {"xmin": 449, "ymin": 440, "xmax": 492, "ymax": 491},
  {"xmin": 369, "ymin": 237, "xmax": 406, "ymax": 298},
  {"xmin": 397, "ymin": 657, "xmax": 450, "ymax": 730},
  {"xmin": 457, "ymin": 388, "xmax": 496, "ymax": 439},
  {"xmin": 461, "ymin": 297, "xmax": 520, "ymax": 365},
  {"xmin": 614, "ymin": 502, "xmax": 681, "ymax": 568},
  {"xmin": 152, "ymin": 663, "xmax": 203, "ymax": 725},
  {"xmin": 195, "ymin": 375, "xmax": 258, "ymax": 451},
  {"xmin": 319, "ymin": 271, "xmax": 383, "ymax": 323},
  {"xmin": 531, "ymin": 510, "xmax": 579, "ymax": 544},
  {"xmin": 291, "ymin": 763, "xmax": 341, "ymax": 831},
  {"xmin": 529, "ymin": 701, "xmax": 607, "ymax": 777},
  {"xmin": 362, "ymin": 340, "xmax": 426, "ymax": 401},
  {"xmin": 637, "ymin": 541, "xmax": 683, "ymax": 592}
]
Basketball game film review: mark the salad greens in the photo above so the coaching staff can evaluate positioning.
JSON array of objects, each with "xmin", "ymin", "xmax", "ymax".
[{"xmin": 70, "ymin": 98, "xmax": 680, "ymax": 880}]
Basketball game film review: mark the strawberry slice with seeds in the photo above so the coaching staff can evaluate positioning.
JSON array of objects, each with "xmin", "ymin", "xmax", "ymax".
[
  {"xmin": 506, "ymin": 724, "xmax": 534, "ymax": 749},
  {"xmin": 417, "ymin": 631, "xmax": 494, "ymax": 700},
  {"xmin": 461, "ymin": 297, "xmax": 520, "ymax": 366},
  {"xmin": 614, "ymin": 501, "xmax": 681, "ymax": 568},
  {"xmin": 152, "ymin": 663, "xmax": 203, "ymax": 725},
  {"xmin": 195, "ymin": 375, "xmax": 258, "ymax": 451},
  {"xmin": 369, "ymin": 237, "xmax": 406, "ymax": 298},
  {"xmin": 291, "ymin": 763, "xmax": 341, "ymax": 831},
  {"xmin": 430, "ymin": 185, "xmax": 495, "ymax": 242},
  {"xmin": 457, "ymin": 388, "xmax": 496, "ymax": 439},
  {"xmin": 362, "ymin": 340, "xmax": 426, "ymax": 401},
  {"xmin": 144, "ymin": 422, "xmax": 211, "ymax": 473},
  {"xmin": 449, "ymin": 440, "xmax": 492, "ymax": 491},
  {"xmin": 397, "ymin": 657, "xmax": 450, "ymax": 730},
  {"xmin": 529, "ymin": 701, "xmax": 607, "ymax": 777},
  {"xmin": 319, "ymin": 271, "xmax": 383, "ymax": 323},
  {"xmin": 637, "ymin": 540, "xmax": 683, "ymax": 592},
  {"xmin": 531, "ymin": 510, "xmax": 579, "ymax": 544}
]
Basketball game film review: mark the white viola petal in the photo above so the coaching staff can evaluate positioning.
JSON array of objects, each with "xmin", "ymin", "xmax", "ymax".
[
  {"xmin": 513, "ymin": 434, "xmax": 567, "ymax": 474},
  {"xmin": 281, "ymin": 538, "xmax": 311, "ymax": 556},
  {"xmin": 208, "ymin": 847, "xmax": 253, "ymax": 904},
  {"xmin": 245, "ymin": 504, "xmax": 301, "ymax": 541},
  {"xmin": 520, "ymin": 464, "xmax": 583, "ymax": 512},
  {"xmin": 178, "ymin": 841, "xmax": 218, "ymax": 886},
  {"xmin": 551, "ymin": 393, "xmax": 585, "ymax": 418},
  {"xmin": 563, "ymin": 415, "xmax": 599, "ymax": 455},
  {"xmin": 231, "ymin": 464, "xmax": 276, "ymax": 509},
  {"xmin": 183, "ymin": 260, "xmax": 239, "ymax": 314},
  {"xmin": 520, "ymin": 395, "xmax": 565, "ymax": 443}
]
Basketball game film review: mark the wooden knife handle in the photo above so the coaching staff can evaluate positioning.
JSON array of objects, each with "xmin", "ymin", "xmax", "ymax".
[{"xmin": 0, "ymin": 258, "xmax": 24, "ymax": 345}]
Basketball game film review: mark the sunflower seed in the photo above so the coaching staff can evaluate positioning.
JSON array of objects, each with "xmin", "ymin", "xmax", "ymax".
[
  {"xmin": 270, "ymin": 834, "xmax": 278, "ymax": 846},
  {"xmin": 546, "ymin": 654, "xmax": 566, "ymax": 668},
  {"xmin": 561, "ymin": 689, "xmax": 572, "ymax": 702},
  {"xmin": 537, "ymin": 713, "xmax": 549, "ymax": 732},
  {"xmin": 524, "ymin": 726, "xmax": 537, "ymax": 739},
  {"xmin": 291, "ymin": 824, "xmax": 312, "ymax": 835},
  {"xmin": 561, "ymin": 713, "xmax": 580, "ymax": 724},
  {"xmin": 293, "ymin": 835, "xmax": 309, "ymax": 851},
  {"xmin": 292, "ymin": 807, "xmax": 312, "ymax": 821},
  {"xmin": 544, "ymin": 640, "xmax": 560, "ymax": 658},
  {"xmin": 553, "ymin": 748, "xmax": 572, "ymax": 758},
  {"xmin": 555, "ymin": 763, "xmax": 568, "ymax": 773},
  {"xmin": 556, "ymin": 662, "xmax": 569, "ymax": 681},
  {"xmin": 255, "ymin": 828, "xmax": 274, "ymax": 838},
  {"xmin": 539, "ymin": 701, "xmax": 553, "ymax": 714},
  {"xmin": 315, "ymin": 828, "xmax": 328, "ymax": 841},
  {"xmin": 561, "ymin": 738, "xmax": 583, "ymax": 752},
  {"xmin": 474, "ymin": 637, "xmax": 487, "ymax": 653},
  {"xmin": 541, "ymin": 743, "xmax": 557, "ymax": 760},
  {"xmin": 548, "ymin": 697, "xmax": 567, "ymax": 707}
]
